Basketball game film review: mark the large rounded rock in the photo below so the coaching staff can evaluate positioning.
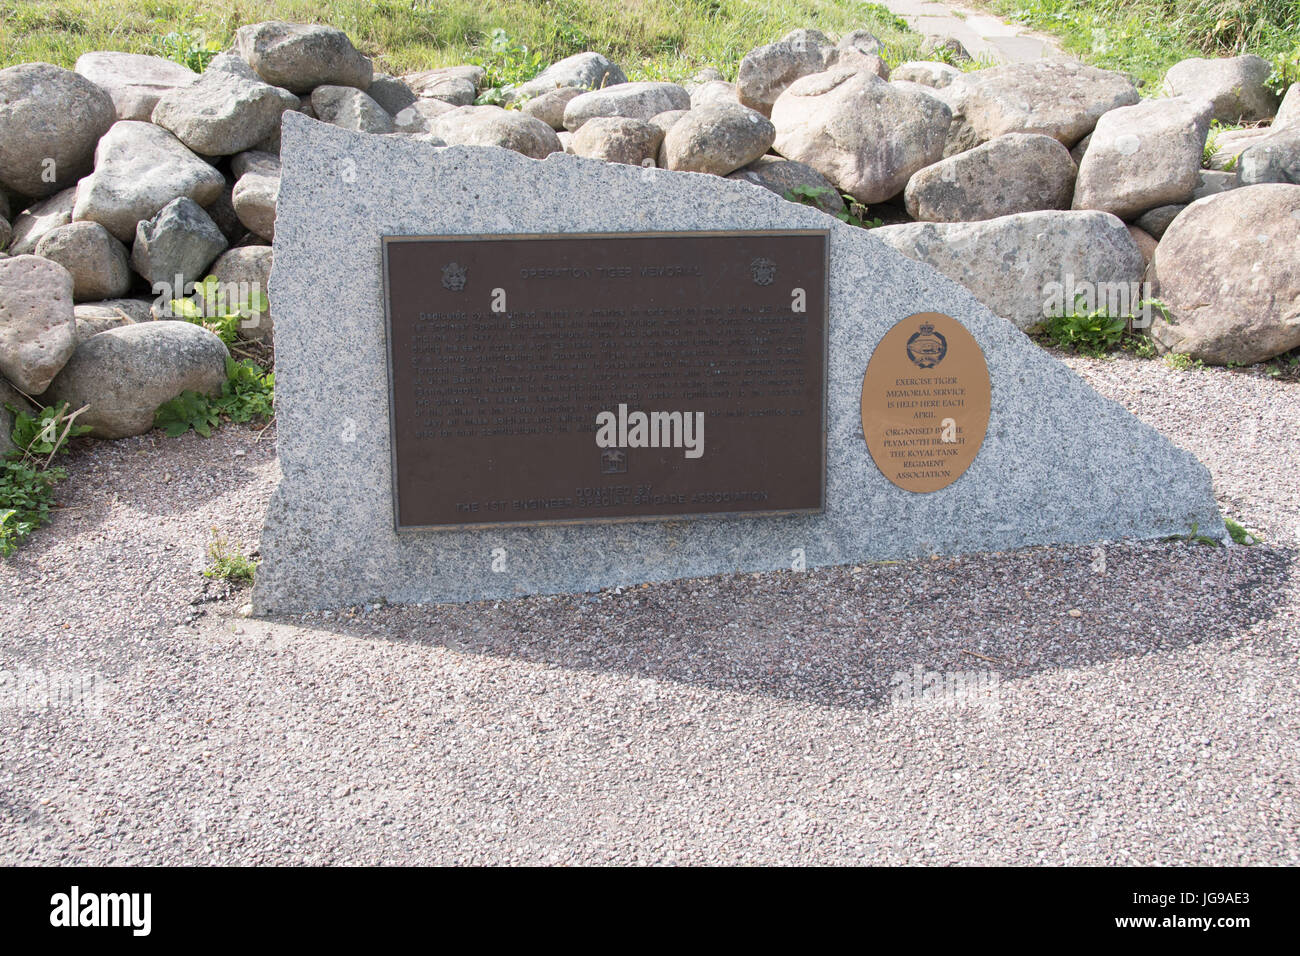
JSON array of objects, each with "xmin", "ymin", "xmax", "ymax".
[
  {"xmin": 209, "ymin": 246, "xmax": 273, "ymax": 341},
  {"xmin": 504, "ymin": 52, "xmax": 625, "ymax": 105},
  {"xmin": 366, "ymin": 74, "xmax": 417, "ymax": 115},
  {"xmin": 72, "ymin": 121, "xmax": 226, "ymax": 241},
  {"xmin": 34, "ymin": 221, "xmax": 131, "ymax": 302},
  {"xmin": 521, "ymin": 87, "xmax": 585, "ymax": 130},
  {"xmin": 771, "ymin": 67, "xmax": 951, "ymax": 204},
  {"xmin": 430, "ymin": 107, "xmax": 562, "ymax": 159},
  {"xmin": 0, "ymin": 63, "xmax": 116, "ymax": 199},
  {"xmin": 152, "ymin": 58, "xmax": 299, "ymax": 156},
  {"xmin": 1276, "ymin": 84, "xmax": 1300, "ymax": 130},
  {"xmin": 690, "ymin": 81, "xmax": 738, "ymax": 108},
  {"xmin": 873, "ymin": 210, "xmax": 1144, "ymax": 331},
  {"xmin": 1237, "ymin": 128, "xmax": 1300, "ymax": 186},
  {"xmin": 663, "ymin": 102, "xmax": 775, "ymax": 176},
  {"xmin": 1207, "ymin": 126, "xmax": 1274, "ymax": 170},
  {"xmin": 563, "ymin": 82, "xmax": 691, "ymax": 131},
  {"xmin": 1072, "ymin": 95, "xmax": 1213, "ymax": 219},
  {"xmin": 405, "ymin": 72, "xmax": 476, "ymax": 106},
  {"xmin": 131, "ymin": 196, "xmax": 228, "ymax": 290},
  {"xmin": 230, "ymin": 153, "xmax": 281, "ymax": 241},
  {"xmin": 1163, "ymin": 55, "xmax": 1278, "ymax": 124},
  {"xmin": 392, "ymin": 99, "xmax": 456, "ymax": 134},
  {"xmin": 726, "ymin": 156, "xmax": 845, "ymax": 214},
  {"xmin": 74, "ymin": 51, "xmax": 198, "ymax": 121},
  {"xmin": 0, "ymin": 254, "xmax": 77, "ymax": 395},
  {"xmin": 944, "ymin": 60, "xmax": 1138, "ymax": 152},
  {"xmin": 234, "ymin": 21, "xmax": 372, "ymax": 93},
  {"xmin": 891, "ymin": 61, "xmax": 961, "ymax": 89},
  {"xmin": 736, "ymin": 29, "xmax": 835, "ymax": 117},
  {"xmin": 1150, "ymin": 184, "xmax": 1300, "ymax": 365},
  {"xmin": 570, "ymin": 117, "xmax": 663, "ymax": 166},
  {"xmin": 45, "ymin": 321, "xmax": 229, "ymax": 438},
  {"xmin": 311, "ymin": 85, "xmax": 394, "ymax": 133},
  {"xmin": 7, "ymin": 186, "xmax": 77, "ymax": 256},
  {"xmin": 73, "ymin": 299, "xmax": 151, "ymax": 342},
  {"xmin": 905, "ymin": 132, "xmax": 1076, "ymax": 221}
]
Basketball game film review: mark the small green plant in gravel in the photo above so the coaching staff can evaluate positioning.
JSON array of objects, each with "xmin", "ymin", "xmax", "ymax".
[
  {"xmin": 170, "ymin": 276, "xmax": 270, "ymax": 347},
  {"xmin": 1043, "ymin": 304, "xmax": 1129, "ymax": 356},
  {"xmin": 1, "ymin": 401, "xmax": 91, "ymax": 557},
  {"xmin": 1164, "ymin": 352, "xmax": 1205, "ymax": 371},
  {"xmin": 204, "ymin": 529, "xmax": 258, "ymax": 585},
  {"xmin": 155, "ymin": 357, "xmax": 275, "ymax": 437},
  {"xmin": 1120, "ymin": 333, "xmax": 1159, "ymax": 358},
  {"xmin": 1225, "ymin": 517, "xmax": 1259, "ymax": 545}
]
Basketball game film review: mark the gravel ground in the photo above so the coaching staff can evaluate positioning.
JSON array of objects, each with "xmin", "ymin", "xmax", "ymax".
[{"xmin": 1, "ymin": 352, "xmax": 1297, "ymax": 865}]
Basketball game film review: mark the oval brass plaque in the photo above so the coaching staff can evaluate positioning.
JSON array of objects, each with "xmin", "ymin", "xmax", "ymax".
[{"xmin": 860, "ymin": 312, "xmax": 991, "ymax": 493}]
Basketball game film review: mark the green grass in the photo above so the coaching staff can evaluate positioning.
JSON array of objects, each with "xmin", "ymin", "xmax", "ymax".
[
  {"xmin": 0, "ymin": 0, "xmax": 925, "ymax": 80},
  {"xmin": 972, "ymin": 0, "xmax": 1299, "ymax": 89}
]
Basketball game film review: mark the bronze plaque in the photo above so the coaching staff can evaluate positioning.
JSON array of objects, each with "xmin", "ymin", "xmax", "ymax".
[
  {"xmin": 383, "ymin": 231, "xmax": 828, "ymax": 529},
  {"xmin": 860, "ymin": 312, "xmax": 991, "ymax": 493}
]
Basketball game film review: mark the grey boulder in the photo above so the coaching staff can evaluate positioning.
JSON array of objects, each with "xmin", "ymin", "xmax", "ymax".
[
  {"xmin": 725, "ymin": 156, "xmax": 845, "ymax": 214},
  {"xmin": 366, "ymin": 74, "xmax": 417, "ymax": 115},
  {"xmin": 570, "ymin": 117, "xmax": 663, "ymax": 166},
  {"xmin": 234, "ymin": 20, "xmax": 373, "ymax": 93},
  {"xmin": 1163, "ymin": 54, "xmax": 1279, "ymax": 124},
  {"xmin": 873, "ymin": 209, "xmax": 1144, "ymax": 331},
  {"xmin": 771, "ymin": 67, "xmax": 951, "ymax": 204},
  {"xmin": 311, "ymin": 85, "xmax": 395, "ymax": 133},
  {"xmin": 152, "ymin": 61, "xmax": 299, "ymax": 156},
  {"xmin": 209, "ymin": 246, "xmax": 274, "ymax": 341},
  {"xmin": 1134, "ymin": 204, "xmax": 1185, "ymax": 240},
  {"xmin": 563, "ymin": 82, "xmax": 691, "ymax": 131},
  {"xmin": 1072, "ymin": 95, "xmax": 1213, "ymax": 219},
  {"xmin": 0, "ymin": 63, "xmax": 116, "ymax": 199},
  {"xmin": 905, "ymin": 132, "xmax": 1076, "ymax": 222},
  {"xmin": 663, "ymin": 102, "xmax": 775, "ymax": 176},
  {"xmin": 45, "ymin": 321, "xmax": 230, "ymax": 438},
  {"xmin": 7, "ymin": 186, "xmax": 77, "ymax": 256},
  {"xmin": 1237, "ymin": 127, "xmax": 1300, "ymax": 186},
  {"xmin": 131, "ymin": 196, "xmax": 228, "ymax": 290},
  {"xmin": 1150, "ymin": 184, "xmax": 1300, "ymax": 364},
  {"xmin": 429, "ymin": 107, "xmax": 562, "ymax": 159},
  {"xmin": 33, "ymin": 221, "xmax": 131, "ymax": 302},
  {"xmin": 0, "ymin": 254, "xmax": 78, "ymax": 395},
  {"xmin": 504, "ymin": 52, "xmax": 625, "ymax": 105},
  {"xmin": 392, "ymin": 99, "xmax": 456, "ymax": 134},
  {"xmin": 74, "ymin": 51, "xmax": 198, "ymax": 121},
  {"xmin": 520, "ymin": 87, "xmax": 585, "ymax": 130},
  {"xmin": 736, "ymin": 29, "xmax": 835, "ymax": 116},
  {"xmin": 891, "ymin": 61, "xmax": 962, "ymax": 89},
  {"xmin": 231, "ymin": 153, "xmax": 281, "ymax": 241},
  {"xmin": 72, "ymin": 121, "xmax": 226, "ymax": 241}
]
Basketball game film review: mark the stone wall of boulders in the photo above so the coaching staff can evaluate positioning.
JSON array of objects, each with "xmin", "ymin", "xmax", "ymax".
[{"xmin": 1, "ymin": 20, "xmax": 1298, "ymax": 447}]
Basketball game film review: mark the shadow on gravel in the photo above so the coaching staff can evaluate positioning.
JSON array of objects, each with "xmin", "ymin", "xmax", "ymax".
[{"xmin": 293, "ymin": 540, "xmax": 1294, "ymax": 711}]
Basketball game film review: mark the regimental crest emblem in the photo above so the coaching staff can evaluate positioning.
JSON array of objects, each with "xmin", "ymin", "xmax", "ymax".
[
  {"xmin": 749, "ymin": 257, "xmax": 777, "ymax": 286},
  {"xmin": 600, "ymin": 449, "xmax": 627, "ymax": 474},
  {"xmin": 441, "ymin": 261, "xmax": 468, "ymax": 291},
  {"xmin": 906, "ymin": 322, "xmax": 948, "ymax": 368}
]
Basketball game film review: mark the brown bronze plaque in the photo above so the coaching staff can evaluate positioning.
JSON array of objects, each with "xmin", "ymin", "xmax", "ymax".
[
  {"xmin": 383, "ymin": 231, "xmax": 828, "ymax": 529},
  {"xmin": 860, "ymin": 312, "xmax": 991, "ymax": 493}
]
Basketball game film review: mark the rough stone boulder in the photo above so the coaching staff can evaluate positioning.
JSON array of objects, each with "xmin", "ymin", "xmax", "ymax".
[
  {"xmin": 1072, "ymin": 95, "xmax": 1213, "ymax": 219},
  {"xmin": 736, "ymin": 29, "xmax": 835, "ymax": 116},
  {"xmin": 520, "ymin": 87, "xmax": 585, "ymax": 130},
  {"xmin": 33, "ymin": 221, "xmax": 131, "ymax": 302},
  {"xmin": 45, "ymin": 321, "xmax": 230, "ymax": 439},
  {"xmin": 1135, "ymin": 204, "xmax": 1185, "ymax": 240},
  {"xmin": 771, "ymin": 67, "xmax": 951, "ymax": 204},
  {"xmin": 235, "ymin": 20, "xmax": 373, "ymax": 93},
  {"xmin": 944, "ymin": 59, "xmax": 1138, "ymax": 154},
  {"xmin": 1150, "ymin": 184, "xmax": 1300, "ymax": 365},
  {"xmin": 152, "ymin": 54, "xmax": 299, "ymax": 156},
  {"xmin": 0, "ymin": 254, "xmax": 78, "ymax": 395},
  {"xmin": 1237, "ymin": 128, "xmax": 1300, "ymax": 186},
  {"xmin": 0, "ymin": 63, "xmax": 116, "ymax": 199},
  {"xmin": 563, "ymin": 82, "xmax": 691, "ymax": 131},
  {"xmin": 1163, "ymin": 54, "xmax": 1279, "ymax": 124},
  {"xmin": 131, "ymin": 196, "xmax": 228, "ymax": 290},
  {"xmin": 74, "ymin": 51, "xmax": 198, "ymax": 121},
  {"xmin": 72, "ymin": 121, "xmax": 226, "ymax": 241},
  {"xmin": 505, "ymin": 52, "xmax": 625, "ymax": 105},
  {"xmin": 891, "ymin": 61, "xmax": 961, "ymax": 89},
  {"xmin": 690, "ymin": 81, "xmax": 739, "ymax": 108},
  {"xmin": 1207, "ymin": 127, "xmax": 1274, "ymax": 170},
  {"xmin": 873, "ymin": 210, "xmax": 1144, "ymax": 331},
  {"xmin": 404, "ymin": 71, "xmax": 476, "ymax": 106},
  {"xmin": 663, "ymin": 103, "xmax": 775, "ymax": 176},
  {"xmin": 726, "ymin": 156, "xmax": 845, "ymax": 214},
  {"xmin": 366, "ymin": 74, "xmax": 417, "ymax": 115},
  {"xmin": 209, "ymin": 246, "xmax": 274, "ymax": 341},
  {"xmin": 570, "ymin": 117, "xmax": 663, "ymax": 166},
  {"xmin": 392, "ymin": 99, "xmax": 455, "ymax": 134},
  {"xmin": 231, "ymin": 152, "xmax": 281, "ymax": 241},
  {"xmin": 430, "ymin": 107, "xmax": 562, "ymax": 159},
  {"xmin": 905, "ymin": 132, "xmax": 1076, "ymax": 222},
  {"xmin": 7, "ymin": 187, "xmax": 77, "ymax": 256},
  {"xmin": 1277, "ymin": 84, "xmax": 1300, "ymax": 129},
  {"xmin": 73, "ymin": 299, "xmax": 152, "ymax": 342},
  {"xmin": 311, "ymin": 85, "xmax": 394, "ymax": 133}
]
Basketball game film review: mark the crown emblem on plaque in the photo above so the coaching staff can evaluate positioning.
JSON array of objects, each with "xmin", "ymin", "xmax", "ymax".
[
  {"xmin": 441, "ymin": 261, "xmax": 468, "ymax": 291},
  {"xmin": 906, "ymin": 321, "xmax": 948, "ymax": 369},
  {"xmin": 749, "ymin": 257, "xmax": 777, "ymax": 286},
  {"xmin": 601, "ymin": 449, "xmax": 627, "ymax": 474}
]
